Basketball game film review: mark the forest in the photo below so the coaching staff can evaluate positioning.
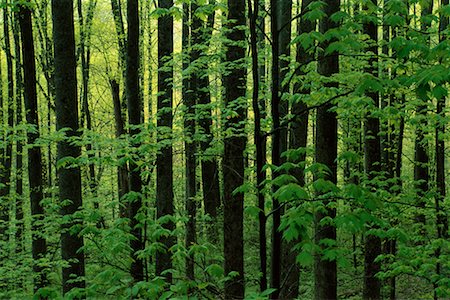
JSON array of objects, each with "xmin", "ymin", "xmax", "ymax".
[{"xmin": 0, "ymin": 0, "xmax": 449, "ymax": 298}]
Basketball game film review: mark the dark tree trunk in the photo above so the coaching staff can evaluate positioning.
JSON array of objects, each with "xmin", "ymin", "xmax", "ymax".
[
  {"xmin": 51, "ymin": 0, "xmax": 86, "ymax": 293},
  {"xmin": 197, "ymin": 2, "xmax": 221, "ymax": 240},
  {"xmin": 434, "ymin": 3, "xmax": 449, "ymax": 298},
  {"xmin": 269, "ymin": 0, "xmax": 282, "ymax": 296},
  {"xmin": 248, "ymin": 0, "xmax": 267, "ymax": 292},
  {"xmin": 156, "ymin": 0, "xmax": 175, "ymax": 282},
  {"xmin": 282, "ymin": 0, "xmax": 315, "ymax": 297},
  {"xmin": 18, "ymin": 1, "xmax": 49, "ymax": 290},
  {"xmin": 126, "ymin": 0, "xmax": 144, "ymax": 283},
  {"xmin": 414, "ymin": 0, "xmax": 432, "ymax": 229},
  {"xmin": 362, "ymin": 1, "xmax": 382, "ymax": 298},
  {"xmin": 182, "ymin": 2, "xmax": 197, "ymax": 281},
  {"xmin": 314, "ymin": 0, "xmax": 339, "ymax": 298},
  {"xmin": 13, "ymin": 11, "xmax": 24, "ymax": 256},
  {"xmin": 223, "ymin": 0, "xmax": 247, "ymax": 297},
  {"xmin": 110, "ymin": 79, "xmax": 130, "ymax": 217},
  {"xmin": 0, "ymin": 1, "xmax": 14, "ymax": 242}
]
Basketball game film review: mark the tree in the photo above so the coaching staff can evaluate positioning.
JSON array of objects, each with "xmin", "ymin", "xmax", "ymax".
[
  {"xmin": 51, "ymin": 0, "xmax": 85, "ymax": 293},
  {"xmin": 314, "ymin": 0, "xmax": 340, "ymax": 299},
  {"xmin": 156, "ymin": 0, "xmax": 175, "ymax": 282},
  {"xmin": 126, "ymin": 0, "xmax": 144, "ymax": 282},
  {"xmin": 362, "ymin": 0, "xmax": 382, "ymax": 298},
  {"xmin": 18, "ymin": 0, "xmax": 48, "ymax": 290},
  {"xmin": 223, "ymin": 0, "xmax": 247, "ymax": 297}
]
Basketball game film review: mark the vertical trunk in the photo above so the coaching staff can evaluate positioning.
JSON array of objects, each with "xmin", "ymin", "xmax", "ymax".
[
  {"xmin": 13, "ymin": 11, "xmax": 24, "ymax": 255},
  {"xmin": 0, "ymin": 0, "xmax": 15, "ymax": 241},
  {"xmin": 110, "ymin": 79, "xmax": 130, "ymax": 217},
  {"xmin": 19, "ymin": 1, "xmax": 49, "ymax": 290},
  {"xmin": 435, "ymin": 3, "xmax": 449, "ymax": 298},
  {"xmin": 126, "ymin": 0, "xmax": 144, "ymax": 283},
  {"xmin": 51, "ymin": 0, "xmax": 86, "ymax": 293},
  {"xmin": 414, "ymin": 0, "xmax": 432, "ymax": 228},
  {"xmin": 277, "ymin": 1, "xmax": 300, "ymax": 298},
  {"xmin": 248, "ymin": 0, "xmax": 267, "ymax": 292},
  {"xmin": 314, "ymin": 0, "xmax": 339, "ymax": 299},
  {"xmin": 197, "ymin": 2, "xmax": 221, "ymax": 240},
  {"xmin": 362, "ymin": 1, "xmax": 382, "ymax": 298},
  {"xmin": 182, "ymin": 2, "xmax": 197, "ymax": 281},
  {"xmin": 269, "ymin": 0, "xmax": 282, "ymax": 296},
  {"xmin": 78, "ymin": 0, "xmax": 100, "ymax": 223},
  {"xmin": 223, "ymin": 0, "xmax": 247, "ymax": 297},
  {"xmin": 156, "ymin": 0, "xmax": 175, "ymax": 282}
]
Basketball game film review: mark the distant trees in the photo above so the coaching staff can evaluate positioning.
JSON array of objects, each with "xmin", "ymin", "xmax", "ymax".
[{"xmin": 0, "ymin": 0, "xmax": 450, "ymax": 299}]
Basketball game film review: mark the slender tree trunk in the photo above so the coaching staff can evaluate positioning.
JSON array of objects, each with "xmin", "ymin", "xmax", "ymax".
[
  {"xmin": 182, "ymin": 2, "xmax": 197, "ymax": 281},
  {"xmin": 314, "ymin": 0, "xmax": 339, "ymax": 298},
  {"xmin": 110, "ymin": 79, "xmax": 130, "ymax": 217},
  {"xmin": 156, "ymin": 0, "xmax": 175, "ymax": 282},
  {"xmin": 434, "ymin": 3, "xmax": 449, "ymax": 298},
  {"xmin": 78, "ymin": 0, "xmax": 99, "ymax": 214},
  {"xmin": 362, "ymin": 2, "xmax": 382, "ymax": 298},
  {"xmin": 248, "ymin": 0, "xmax": 267, "ymax": 292},
  {"xmin": 18, "ymin": 1, "xmax": 49, "ymax": 290},
  {"xmin": 13, "ymin": 11, "xmax": 24, "ymax": 257},
  {"xmin": 269, "ymin": 0, "xmax": 282, "ymax": 296},
  {"xmin": 51, "ymin": 0, "xmax": 86, "ymax": 293},
  {"xmin": 414, "ymin": 0, "xmax": 432, "ymax": 229},
  {"xmin": 0, "ymin": 0, "xmax": 15, "ymax": 242},
  {"xmin": 126, "ymin": 0, "xmax": 144, "ymax": 283},
  {"xmin": 223, "ymin": 0, "xmax": 247, "ymax": 297},
  {"xmin": 197, "ymin": 2, "xmax": 221, "ymax": 240}
]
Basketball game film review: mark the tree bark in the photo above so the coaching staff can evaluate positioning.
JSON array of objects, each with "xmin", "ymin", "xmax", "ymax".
[
  {"xmin": 223, "ymin": 0, "xmax": 247, "ymax": 297},
  {"xmin": 19, "ymin": 1, "xmax": 49, "ymax": 290},
  {"xmin": 126, "ymin": 0, "xmax": 144, "ymax": 283},
  {"xmin": 51, "ymin": 0, "xmax": 86, "ymax": 293},
  {"xmin": 0, "ymin": 0, "xmax": 15, "ymax": 242},
  {"xmin": 314, "ymin": 0, "xmax": 340, "ymax": 298},
  {"xmin": 362, "ymin": 1, "xmax": 382, "ymax": 298},
  {"xmin": 156, "ymin": 0, "xmax": 175, "ymax": 282}
]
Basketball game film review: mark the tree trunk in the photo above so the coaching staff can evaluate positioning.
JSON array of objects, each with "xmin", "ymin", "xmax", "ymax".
[
  {"xmin": 13, "ymin": 11, "xmax": 24, "ymax": 257},
  {"xmin": 110, "ymin": 79, "xmax": 130, "ymax": 217},
  {"xmin": 223, "ymin": 0, "xmax": 247, "ymax": 297},
  {"xmin": 182, "ymin": 2, "xmax": 197, "ymax": 281},
  {"xmin": 362, "ymin": 1, "xmax": 382, "ymax": 298},
  {"xmin": 314, "ymin": 0, "xmax": 339, "ymax": 298},
  {"xmin": 0, "ymin": 0, "xmax": 15, "ymax": 242},
  {"xmin": 156, "ymin": 0, "xmax": 175, "ymax": 282},
  {"xmin": 269, "ymin": 0, "xmax": 282, "ymax": 296},
  {"xmin": 51, "ymin": 0, "xmax": 86, "ymax": 293},
  {"xmin": 197, "ymin": 2, "xmax": 221, "ymax": 241},
  {"xmin": 249, "ymin": 0, "xmax": 267, "ymax": 292},
  {"xmin": 126, "ymin": 0, "xmax": 144, "ymax": 283},
  {"xmin": 18, "ymin": 1, "xmax": 49, "ymax": 290}
]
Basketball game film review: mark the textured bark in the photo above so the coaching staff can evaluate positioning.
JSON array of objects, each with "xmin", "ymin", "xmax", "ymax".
[
  {"xmin": 126, "ymin": 0, "xmax": 144, "ymax": 283},
  {"xmin": 223, "ymin": 0, "xmax": 247, "ymax": 297},
  {"xmin": 362, "ymin": 1, "xmax": 382, "ymax": 298},
  {"xmin": 314, "ymin": 0, "xmax": 339, "ymax": 299},
  {"xmin": 51, "ymin": 0, "xmax": 86, "ymax": 293},
  {"xmin": 156, "ymin": 0, "xmax": 175, "ymax": 282},
  {"xmin": 19, "ymin": 2, "xmax": 49, "ymax": 290}
]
